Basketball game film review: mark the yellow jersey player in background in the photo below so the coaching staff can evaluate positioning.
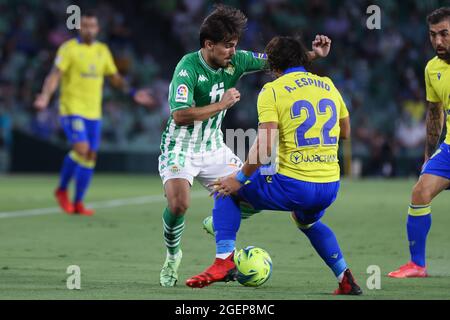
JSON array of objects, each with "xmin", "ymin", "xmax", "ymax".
[
  {"xmin": 187, "ymin": 35, "xmax": 362, "ymax": 295},
  {"xmin": 389, "ymin": 7, "xmax": 450, "ymax": 278},
  {"xmin": 33, "ymin": 10, "xmax": 154, "ymax": 215}
]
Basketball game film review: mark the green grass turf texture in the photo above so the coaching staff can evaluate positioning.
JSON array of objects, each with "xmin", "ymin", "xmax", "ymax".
[{"xmin": 0, "ymin": 174, "xmax": 449, "ymax": 300}]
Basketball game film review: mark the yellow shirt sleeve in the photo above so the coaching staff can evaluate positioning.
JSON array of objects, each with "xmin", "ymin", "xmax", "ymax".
[
  {"xmin": 54, "ymin": 43, "xmax": 71, "ymax": 72},
  {"xmin": 103, "ymin": 45, "xmax": 118, "ymax": 76},
  {"xmin": 257, "ymin": 85, "xmax": 278, "ymax": 123},
  {"xmin": 425, "ymin": 66, "xmax": 440, "ymax": 103}
]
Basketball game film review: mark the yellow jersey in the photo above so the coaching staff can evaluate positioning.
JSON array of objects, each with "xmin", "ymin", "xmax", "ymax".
[
  {"xmin": 55, "ymin": 38, "xmax": 118, "ymax": 120},
  {"xmin": 257, "ymin": 67, "xmax": 349, "ymax": 183},
  {"xmin": 425, "ymin": 56, "xmax": 450, "ymax": 144}
]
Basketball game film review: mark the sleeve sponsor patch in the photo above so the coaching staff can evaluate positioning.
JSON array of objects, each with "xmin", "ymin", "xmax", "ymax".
[
  {"xmin": 175, "ymin": 84, "xmax": 189, "ymax": 103},
  {"xmin": 252, "ymin": 52, "xmax": 267, "ymax": 59}
]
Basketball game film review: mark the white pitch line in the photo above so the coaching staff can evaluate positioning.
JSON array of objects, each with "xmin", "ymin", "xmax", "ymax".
[{"xmin": 0, "ymin": 191, "xmax": 207, "ymax": 219}]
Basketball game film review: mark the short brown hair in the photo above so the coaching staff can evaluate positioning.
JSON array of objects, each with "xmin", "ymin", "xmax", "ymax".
[
  {"xmin": 199, "ymin": 5, "xmax": 247, "ymax": 48},
  {"xmin": 427, "ymin": 7, "xmax": 450, "ymax": 25},
  {"xmin": 265, "ymin": 36, "xmax": 310, "ymax": 72}
]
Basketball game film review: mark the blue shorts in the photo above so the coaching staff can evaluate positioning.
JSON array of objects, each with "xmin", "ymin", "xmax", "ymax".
[
  {"xmin": 421, "ymin": 143, "xmax": 450, "ymax": 181},
  {"xmin": 237, "ymin": 168, "xmax": 340, "ymax": 225},
  {"xmin": 60, "ymin": 116, "xmax": 102, "ymax": 151}
]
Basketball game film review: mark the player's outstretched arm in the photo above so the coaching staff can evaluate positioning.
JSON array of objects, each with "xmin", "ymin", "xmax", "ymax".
[
  {"xmin": 108, "ymin": 73, "xmax": 130, "ymax": 91},
  {"xmin": 172, "ymin": 88, "xmax": 240, "ymax": 126},
  {"xmin": 33, "ymin": 67, "xmax": 62, "ymax": 111},
  {"xmin": 307, "ymin": 35, "xmax": 332, "ymax": 61},
  {"xmin": 424, "ymin": 101, "xmax": 444, "ymax": 162},
  {"xmin": 339, "ymin": 116, "xmax": 351, "ymax": 139},
  {"xmin": 107, "ymin": 73, "xmax": 156, "ymax": 108}
]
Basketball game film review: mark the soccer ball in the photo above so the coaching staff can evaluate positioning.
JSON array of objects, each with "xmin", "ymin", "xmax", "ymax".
[{"xmin": 233, "ymin": 246, "xmax": 272, "ymax": 287}]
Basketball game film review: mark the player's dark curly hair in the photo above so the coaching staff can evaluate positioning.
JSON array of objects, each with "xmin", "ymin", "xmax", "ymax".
[
  {"xmin": 264, "ymin": 36, "xmax": 310, "ymax": 73},
  {"xmin": 199, "ymin": 5, "xmax": 247, "ymax": 47},
  {"xmin": 427, "ymin": 7, "xmax": 450, "ymax": 25}
]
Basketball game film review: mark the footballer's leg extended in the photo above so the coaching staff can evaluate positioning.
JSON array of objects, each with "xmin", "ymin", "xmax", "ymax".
[{"xmin": 389, "ymin": 172, "xmax": 450, "ymax": 278}]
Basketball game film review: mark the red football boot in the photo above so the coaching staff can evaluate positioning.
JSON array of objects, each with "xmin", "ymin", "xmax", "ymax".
[
  {"xmin": 186, "ymin": 254, "xmax": 237, "ymax": 288},
  {"xmin": 54, "ymin": 189, "xmax": 74, "ymax": 214},
  {"xmin": 388, "ymin": 261, "xmax": 428, "ymax": 278},
  {"xmin": 74, "ymin": 202, "xmax": 95, "ymax": 216},
  {"xmin": 334, "ymin": 269, "xmax": 363, "ymax": 295}
]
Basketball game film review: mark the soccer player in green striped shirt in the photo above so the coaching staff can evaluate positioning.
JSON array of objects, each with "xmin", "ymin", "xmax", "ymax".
[{"xmin": 158, "ymin": 4, "xmax": 331, "ymax": 286}]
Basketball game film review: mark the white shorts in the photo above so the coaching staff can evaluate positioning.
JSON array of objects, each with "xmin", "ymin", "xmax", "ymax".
[{"xmin": 158, "ymin": 146, "xmax": 242, "ymax": 192}]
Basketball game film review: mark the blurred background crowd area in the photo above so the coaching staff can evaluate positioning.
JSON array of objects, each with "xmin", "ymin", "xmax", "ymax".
[{"xmin": 0, "ymin": 0, "xmax": 447, "ymax": 176}]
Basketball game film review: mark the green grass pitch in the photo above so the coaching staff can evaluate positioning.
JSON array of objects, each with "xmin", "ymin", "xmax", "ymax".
[{"xmin": 0, "ymin": 174, "xmax": 449, "ymax": 299}]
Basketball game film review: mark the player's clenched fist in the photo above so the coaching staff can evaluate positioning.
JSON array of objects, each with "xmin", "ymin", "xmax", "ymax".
[
  {"xmin": 219, "ymin": 88, "xmax": 241, "ymax": 110},
  {"xmin": 33, "ymin": 93, "xmax": 50, "ymax": 110},
  {"xmin": 312, "ymin": 34, "xmax": 331, "ymax": 58}
]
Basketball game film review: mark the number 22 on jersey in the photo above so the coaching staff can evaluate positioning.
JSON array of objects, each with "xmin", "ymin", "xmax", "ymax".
[{"xmin": 291, "ymin": 98, "xmax": 338, "ymax": 148}]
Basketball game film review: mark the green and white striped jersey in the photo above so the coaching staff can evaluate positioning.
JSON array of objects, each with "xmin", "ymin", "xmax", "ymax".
[{"xmin": 160, "ymin": 50, "xmax": 267, "ymax": 156}]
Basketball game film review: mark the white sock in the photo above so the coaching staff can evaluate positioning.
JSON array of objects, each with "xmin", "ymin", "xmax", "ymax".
[
  {"xmin": 167, "ymin": 251, "xmax": 181, "ymax": 260},
  {"xmin": 216, "ymin": 252, "xmax": 233, "ymax": 260},
  {"xmin": 337, "ymin": 269, "xmax": 346, "ymax": 283}
]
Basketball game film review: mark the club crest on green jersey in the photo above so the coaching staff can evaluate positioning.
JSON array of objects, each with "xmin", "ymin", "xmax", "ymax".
[{"xmin": 225, "ymin": 65, "xmax": 235, "ymax": 75}]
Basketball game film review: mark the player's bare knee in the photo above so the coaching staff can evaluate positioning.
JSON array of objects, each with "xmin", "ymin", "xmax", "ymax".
[
  {"xmin": 73, "ymin": 144, "xmax": 89, "ymax": 159},
  {"xmin": 168, "ymin": 200, "xmax": 189, "ymax": 216},
  {"xmin": 411, "ymin": 184, "xmax": 432, "ymax": 205},
  {"xmin": 74, "ymin": 150, "xmax": 89, "ymax": 160},
  {"xmin": 87, "ymin": 151, "xmax": 97, "ymax": 162}
]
